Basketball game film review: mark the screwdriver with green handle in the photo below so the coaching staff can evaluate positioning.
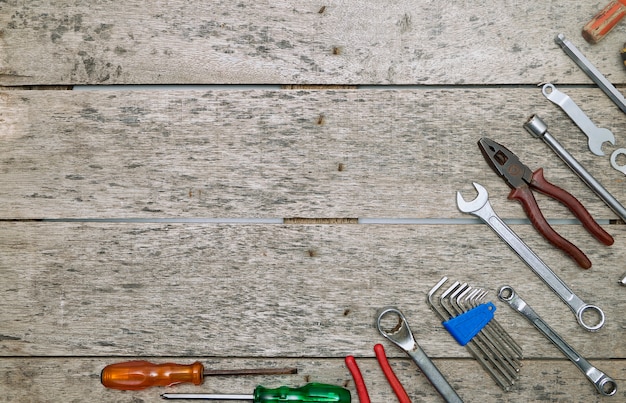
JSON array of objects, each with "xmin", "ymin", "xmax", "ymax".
[{"xmin": 160, "ymin": 382, "xmax": 351, "ymax": 402}]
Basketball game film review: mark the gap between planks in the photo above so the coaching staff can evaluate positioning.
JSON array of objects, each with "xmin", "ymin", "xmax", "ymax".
[
  {"xmin": 0, "ymin": 217, "xmax": 618, "ymax": 225},
  {"xmin": 2, "ymin": 83, "xmax": 618, "ymax": 91}
]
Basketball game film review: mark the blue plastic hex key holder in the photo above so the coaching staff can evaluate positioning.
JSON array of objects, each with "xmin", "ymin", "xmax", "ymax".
[{"xmin": 443, "ymin": 302, "xmax": 496, "ymax": 346}]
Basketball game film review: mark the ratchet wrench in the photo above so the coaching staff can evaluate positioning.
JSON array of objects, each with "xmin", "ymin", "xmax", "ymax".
[
  {"xmin": 456, "ymin": 182, "xmax": 605, "ymax": 331},
  {"xmin": 377, "ymin": 307, "xmax": 463, "ymax": 403},
  {"xmin": 498, "ymin": 286, "xmax": 617, "ymax": 396},
  {"xmin": 542, "ymin": 83, "xmax": 615, "ymax": 156}
]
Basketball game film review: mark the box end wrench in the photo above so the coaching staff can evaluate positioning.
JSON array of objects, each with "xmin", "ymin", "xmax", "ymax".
[
  {"xmin": 542, "ymin": 83, "xmax": 615, "ymax": 156},
  {"xmin": 377, "ymin": 307, "xmax": 464, "ymax": 403},
  {"xmin": 456, "ymin": 182, "xmax": 605, "ymax": 332},
  {"xmin": 498, "ymin": 286, "xmax": 617, "ymax": 396}
]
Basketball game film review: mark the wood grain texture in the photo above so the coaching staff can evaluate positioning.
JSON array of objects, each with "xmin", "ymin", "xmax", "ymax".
[
  {"xmin": 1, "ymin": 1, "xmax": 626, "ymax": 85},
  {"xmin": 2, "ymin": 223, "xmax": 624, "ymax": 358},
  {"xmin": 2, "ymin": 88, "xmax": 625, "ymax": 219},
  {"xmin": 1, "ymin": 357, "xmax": 625, "ymax": 402}
]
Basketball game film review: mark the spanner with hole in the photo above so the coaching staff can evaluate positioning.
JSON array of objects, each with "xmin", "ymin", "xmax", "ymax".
[
  {"xmin": 498, "ymin": 286, "xmax": 617, "ymax": 396},
  {"xmin": 456, "ymin": 182, "xmax": 605, "ymax": 331},
  {"xmin": 542, "ymin": 83, "xmax": 615, "ymax": 156},
  {"xmin": 377, "ymin": 307, "xmax": 463, "ymax": 403},
  {"xmin": 611, "ymin": 148, "xmax": 626, "ymax": 175}
]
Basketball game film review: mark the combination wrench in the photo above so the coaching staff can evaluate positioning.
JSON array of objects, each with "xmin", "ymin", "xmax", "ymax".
[
  {"xmin": 498, "ymin": 286, "xmax": 617, "ymax": 396},
  {"xmin": 542, "ymin": 83, "xmax": 615, "ymax": 156},
  {"xmin": 456, "ymin": 182, "xmax": 605, "ymax": 331},
  {"xmin": 377, "ymin": 307, "xmax": 463, "ymax": 403}
]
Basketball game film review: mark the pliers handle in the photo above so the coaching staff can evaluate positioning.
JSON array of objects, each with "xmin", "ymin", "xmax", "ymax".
[{"xmin": 510, "ymin": 168, "xmax": 613, "ymax": 269}]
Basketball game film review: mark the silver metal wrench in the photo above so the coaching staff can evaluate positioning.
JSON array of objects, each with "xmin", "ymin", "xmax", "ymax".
[
  {"xmin": 542, "ymin": 83, "xmax": 615, "ymax": 156},
  {"xmin": 524, "ymin": 114, "xmax": 626, "ymax": 224},
  {"xmin": 555, "ymin": 33, "xmax": 626, "ymax": 114},
  {"xmin": 610, "ymin": 148, "xmax": 626, "ymax": 175},
  {"xmin": 456, "ymin": 182, "xmax": 605, "ymax": 331},
  {"xmin": 498, "ymin": 286, "xmax": 617, "ymax": 396},
  {"xmin": 377, "ymin": 307, "xmax": 463, "ymax": 403}
]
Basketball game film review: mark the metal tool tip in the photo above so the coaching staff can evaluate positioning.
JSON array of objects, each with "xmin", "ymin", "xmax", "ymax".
[
  {"xmin": 523, "ymin": 115, "xmax": 547, "ymax": 138},
  {"xmin": 555, "ymin": 33, "xmax": 566, "ymax": 44}
]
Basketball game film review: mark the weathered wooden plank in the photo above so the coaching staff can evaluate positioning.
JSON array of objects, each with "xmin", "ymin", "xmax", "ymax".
[
  {"xmin": 2, "ymin": 89, "xmax": 625, "ymax": 219},
  {"xmin": 2, "ymin": 223, "xmax": 624, "ymax": 358},
  {"xmin": 1, "ymin": 1, "xmax": 626, "ymax": 85},
  {"xmin": 0, "ymin": 357, "xmax": 624, "ymax": 402}
]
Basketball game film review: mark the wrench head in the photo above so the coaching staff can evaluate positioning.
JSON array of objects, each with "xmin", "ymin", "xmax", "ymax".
[
  {"xmin": 456, "ymin": 182, "xmax": 489, "ymax": 213},
  {"xmin": 588, "ymin": 127, "xmax": 615, "ymax": 156},
  {"xmin": 610, "ymin": 148, "xmax": 626, "ymax": 174}
]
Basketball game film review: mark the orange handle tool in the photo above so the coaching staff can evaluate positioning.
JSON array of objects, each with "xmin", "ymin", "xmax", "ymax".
[
  {"xmin": 582, "ymin": 0, "xmax": 626, "ymax": 44},
  {"xmin": 101, "ymin": 360, "xmax": 204, "ymax": 390}
]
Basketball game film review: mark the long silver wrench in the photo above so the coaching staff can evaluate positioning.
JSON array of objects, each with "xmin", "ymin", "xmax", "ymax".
[
  {"xmin": 524, "ymin": 114, "xmax": 626, "ymax": 224},
  {"xmin": 377, "ymin": 307, "xmax": 463, "ymax": 403},
  {"xmin": 456, "ymin": 182, "xmax": 605, "ymax": 331},
  {"xmin": 498, "ymin": 286, "xmax": 617, "ymax": 396},
  {"xmin": 555, "ymin": 33, "xmax": 626, "ymax": 114},
  {"xmin": 542, "ymin": 83, "xmax": 615, "ymax": 156}
]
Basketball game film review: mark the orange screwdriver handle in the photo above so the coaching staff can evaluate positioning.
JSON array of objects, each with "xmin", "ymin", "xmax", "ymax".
[
  {"xmin": 582, "ymin": 0, "xmax": 626, "ymax": 44},
  {"xmin": 101, "ymin": 360, "xmax": 203, "ymax": 390}
]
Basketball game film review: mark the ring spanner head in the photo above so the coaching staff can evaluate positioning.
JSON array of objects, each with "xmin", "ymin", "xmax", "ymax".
[{"xmin": 456, "ymin": 182, "xmax": 489, "ymax": 213}]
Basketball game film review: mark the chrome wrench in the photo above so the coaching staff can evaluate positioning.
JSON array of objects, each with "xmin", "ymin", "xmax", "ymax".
[
  {"xmin": 542, "ymin": 83, "xmax": 615, "ymax": 156},
  {"xmin": 377, "ymin": 307, "xmax": 463, "ymax": 403},
  {"xmin": 456, "ymin": 182, "xmax": 605, "ymax": 331},
  {"xmin": 555, "ymin": 33, "xmax": 626, "ymax": 114},
  {"xmin": 610, "ymin": 148, "xmax": 626, "ymax": 175},
  {"xmin": 498, "ymin": 286, "xmax": 617, "ymax": 396}
]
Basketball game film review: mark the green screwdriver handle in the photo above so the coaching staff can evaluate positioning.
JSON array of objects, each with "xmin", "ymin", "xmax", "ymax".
[{"xmin": 254, "ymin": 383, "xmax": 351, "ymax": 403}]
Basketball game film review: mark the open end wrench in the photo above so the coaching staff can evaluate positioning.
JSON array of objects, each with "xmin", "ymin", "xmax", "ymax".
[
  {"xmin": 542, "ymin": 83, "xmax": 615, "ymax": 156},
  {"xmin": 456, "ymin": 182, "xmax": 605, "ymax": 331},
  {"xmin": 377, "ymin": 307, "xmax": 463, "ymax": 403},
  {"xmin": 498, "ymin": 286, "xmax": 617, "ymax": 396}
]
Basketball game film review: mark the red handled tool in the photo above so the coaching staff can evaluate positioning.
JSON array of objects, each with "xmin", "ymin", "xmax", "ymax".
[
  {"xmin": 478, "ymin": 137, "xmax": 613, "ymax": 269},
  {"xmin": 582, "ymin": 0, "xmax": 626, "ymax": 44},
  {"xmin": 345, "ymin": 344, "xmax": 411, "ymax": 403}
]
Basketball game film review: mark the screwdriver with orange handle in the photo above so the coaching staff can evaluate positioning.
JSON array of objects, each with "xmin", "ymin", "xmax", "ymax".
[
  {"xmin": 582, "ymin": 0, "xmax": 626, "ymax": 44},
  {"xmin": 101, "ymin": 360, "xmax": 298, "ymax": 390}
]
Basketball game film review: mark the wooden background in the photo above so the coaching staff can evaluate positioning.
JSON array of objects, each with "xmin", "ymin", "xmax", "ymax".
[{"xmin": 1, "ymin": 1, "xmax": 625, "ymax": 402}]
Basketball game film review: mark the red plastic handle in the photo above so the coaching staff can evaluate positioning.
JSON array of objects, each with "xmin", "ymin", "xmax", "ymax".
[
  {"xmin": 582, "ymin": 0, "xmax": 626, "ymax": 44},
  {"xmin": 374, "ymin": 344, "xmax": 411, "ymax": 403},
  {"xmin": 345, "ymin": 356, "xmax": 371, "ymax": 403},
  {"xmin": 509, "ymin": 186, "xmax": 591, "ymax": 269},
  {"xmin": 529, "ymin": 169, "xmax": 613, "ymax": 246},
  {"xmin": 508, "ymin": 170, "xmax": 592, "ymax": 269}
]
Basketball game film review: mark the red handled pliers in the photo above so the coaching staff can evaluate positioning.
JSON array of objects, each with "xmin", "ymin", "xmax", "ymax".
[
  {"xmin": 478, "ymin": 137, "xmax": 613, "ymax": 269},
  {"xmin": 345, "ymin": 344, "xmax": 411, "ymax": 403}
]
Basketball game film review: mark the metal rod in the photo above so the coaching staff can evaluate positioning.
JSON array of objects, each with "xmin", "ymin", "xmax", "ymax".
[
  {"xmin": 524, "ymin": 114, "xmax": 626, "ymax": 224},
  {"xmin": 555, "ymin": 33, "xmax": 626, "ymax": 114}
]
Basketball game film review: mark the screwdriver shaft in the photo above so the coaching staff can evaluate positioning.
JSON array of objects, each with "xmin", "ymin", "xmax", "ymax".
[
  {"xmin": 204, "ymin": 368, "xmax": 297, "ymax": 376},
  {"xmin": 162, "ymin": 393, "xmax": 252, "ymax": 400}
]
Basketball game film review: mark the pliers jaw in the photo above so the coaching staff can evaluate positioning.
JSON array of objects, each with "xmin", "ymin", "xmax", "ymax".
[{"xmin": 478, "ymin": 137, "xmax": 533, "ymax": 190}]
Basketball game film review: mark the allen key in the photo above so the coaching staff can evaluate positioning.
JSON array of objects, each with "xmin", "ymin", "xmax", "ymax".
[{"xmin": 427, "ymin": 277, "xmax": 523, "ymax": 391}]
